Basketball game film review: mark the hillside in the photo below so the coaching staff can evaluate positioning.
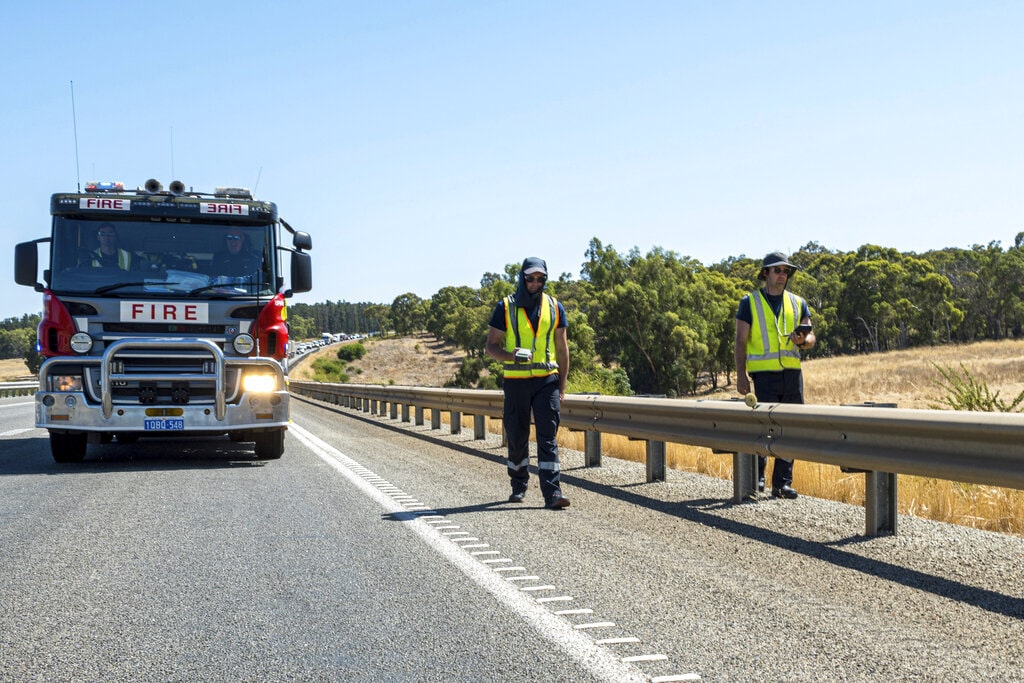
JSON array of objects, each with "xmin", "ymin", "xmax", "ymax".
[{"xmin": 291, "ymin": 333, "xmax": 466, "ymax": 387}]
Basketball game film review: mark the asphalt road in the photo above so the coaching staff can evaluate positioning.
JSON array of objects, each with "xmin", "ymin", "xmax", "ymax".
[{"xmin": 1, "ymin": 394, "xmax": 1022, "ymax": 682}]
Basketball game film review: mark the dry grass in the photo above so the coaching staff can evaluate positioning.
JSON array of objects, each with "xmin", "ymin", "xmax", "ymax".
[{"xmin": 0, "ymin": 358, "xmax": 31, "ymax": 381}]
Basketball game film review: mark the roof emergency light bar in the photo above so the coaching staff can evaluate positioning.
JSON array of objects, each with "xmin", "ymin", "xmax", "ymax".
[{"xmin": 82, "ymin": 178, "xmax": 255, "ymax": 200}]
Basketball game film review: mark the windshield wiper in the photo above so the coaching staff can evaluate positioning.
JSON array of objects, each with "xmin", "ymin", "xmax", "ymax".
[
  {"xmin": 93, "ymin": 281, "xmax": 179, "ymax": 295},
  {"xmin": 187, "ymin": 285, "xmax": 236, "ymax": 296}
]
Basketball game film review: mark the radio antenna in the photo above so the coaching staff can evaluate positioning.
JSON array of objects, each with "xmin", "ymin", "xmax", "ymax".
[
  {"xmin": 70, "ymin": 81, "xmax": 81, "ymax": 192},
  {"xmin": 253, "ymin": 166, "xmax": 263, "ymax": 196},
  {"xmin": 170, "ymin": 125, "xmax": 175, "ymax": 180}
]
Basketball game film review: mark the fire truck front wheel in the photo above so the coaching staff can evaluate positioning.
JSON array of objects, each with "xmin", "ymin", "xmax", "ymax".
[
  {"xmin": 253, "ymin": 429, "xmax": 285, "ymax": 460},
  {"xmin": 50, "ymin": 431, "xmax": 87, "ymax": 463}
]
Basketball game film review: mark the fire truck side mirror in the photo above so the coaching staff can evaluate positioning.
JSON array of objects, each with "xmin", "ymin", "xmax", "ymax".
[
  {"xmin": 290, "ymin": 251, "xmax": 312, "ymax": 294},
  {"xmin": 15, "ymin": 241, "xmax": 41, "ymax": 289},
  {"xmin": 293, "ymin": 231, "xmax": 312, "ymax": 251}
]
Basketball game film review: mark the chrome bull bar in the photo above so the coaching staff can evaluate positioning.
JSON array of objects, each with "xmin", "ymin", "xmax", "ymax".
[{"xmin": 100, "ymin": 338, "xmax": 226, "ymax": 421}]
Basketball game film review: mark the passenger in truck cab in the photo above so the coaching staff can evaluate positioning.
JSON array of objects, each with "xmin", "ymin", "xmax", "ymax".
[
  {"xmin": 91, "ymin": 223, "xmax": 135, "ymax": 270},
  {"xmin": 209, "ymin": 227, "xmax": 263, "ymax": 280}
]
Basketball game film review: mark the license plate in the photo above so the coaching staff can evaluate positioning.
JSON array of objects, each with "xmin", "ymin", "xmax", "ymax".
[{"xmin": 144, "ymin": 418, "xmax": 185, "ymax": 431}]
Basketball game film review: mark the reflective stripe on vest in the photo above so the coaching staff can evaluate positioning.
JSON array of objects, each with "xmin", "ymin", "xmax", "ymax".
[
  {"xmin": 746, "ymin": 290, "xmax": 803, "ymax": 372},
  {"xmin": 502, "ymin": 293, "xmax": 560, "ymax": 379},
  {"xmin": 92, "ymin": 248, "xmax": 132, "ymax": 270}
]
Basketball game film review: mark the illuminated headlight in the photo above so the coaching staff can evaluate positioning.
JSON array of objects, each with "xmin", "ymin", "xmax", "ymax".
[
  {"xmin": 242, "ymin": 374, "xmax": 278, "ymax": 394},
  {"xmin": 50, "ymin": 375, "xmax": 83, "ymax": 392},
  {"xmin": 233, "ymin": 334, "xmax": 255, "ymax": 355},
  {"xmin": 70, "ymin": 332, "xmax": 93, "ymax": 354}
]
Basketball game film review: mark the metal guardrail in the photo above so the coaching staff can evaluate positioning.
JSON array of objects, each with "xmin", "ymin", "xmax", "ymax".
[
  {"xmin": 0, "ymin": 381, "xmax": 38, "ymax": 398},
  {"xmin": 289, "ymin": 380, "xmax": 1024, "ymax": 536}
]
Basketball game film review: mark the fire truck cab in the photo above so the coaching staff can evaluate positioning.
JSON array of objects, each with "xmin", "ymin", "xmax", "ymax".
[{"xmin": 15, "ymin": 178, "xmax": 313, "ymax": 463}]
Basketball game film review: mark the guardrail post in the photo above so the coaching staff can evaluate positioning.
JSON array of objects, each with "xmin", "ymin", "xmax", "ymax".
[
  {"xmin": 402, "ymin": 403, "xmax": 411, "ymax": 423},
  {"xmin": 474, "ymin": 415, "xmax": 486, "ymax": 439},
  {"xmin": 431, "ymin": 408, "xmax": 441, "ymax": 430},
  {"xmin": 451, "ymin": 410, "xmax": 462, "ymax": 434},
  {"xmin": 584, "ymin": 431, "xmax": 602, "ymax": 467},
  {"xmin": 866, "ymin": 471, "xmax": 898, "ymax": 536},
  {"xmin": 843, "ymin": 402, "xmax": 899, "ymax": 536},
  {"xmin": 368, "ymin": 399, "xmax": 376, "ymax": 414},
  {"xmin": 646, "ymin": 440, "xmax": 666, "ymax": 482},
  {"xmin": 415, "ymin": 406, "xmax": 425, "ymax": 426},
  {"xmin": 390, "ymin": 402, "xmax": 399, "ymax": 420},
  {"xmin": 733, "ymin": 452, "xmax": 759, "ymax": 502}
]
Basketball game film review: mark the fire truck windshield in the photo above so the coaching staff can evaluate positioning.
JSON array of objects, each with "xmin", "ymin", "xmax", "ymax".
[{"xmin": 50, "ymin": 218, "xmax": 277, "ymax": 298}]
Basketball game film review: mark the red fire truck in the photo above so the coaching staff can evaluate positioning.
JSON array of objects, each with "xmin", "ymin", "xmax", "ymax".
[{"xmin": 15, "ymin": 178, "xmax": 313, "ymax": 463}]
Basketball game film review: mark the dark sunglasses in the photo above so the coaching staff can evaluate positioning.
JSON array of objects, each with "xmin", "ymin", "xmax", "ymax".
[
  {"xmin": 769, "ymin": 266, "xmax": 792, "ymax": 275},
  {"xmin": 226, "ymin": 235, "xmax": 243, "ymax": 241},
  {"xmin": 524, "ymin": 274, "xmax": 546, "ymax": 283}
]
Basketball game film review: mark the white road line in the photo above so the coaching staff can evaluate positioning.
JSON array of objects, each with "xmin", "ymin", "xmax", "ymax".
[
  {"xmin": 290, "ymin": 422, "xmax": 650, "ymax": 683},
  {"xmin": 0, "ymin": 401, "xmax": 34, "ymax": 410},
  {"xmin": 0, "ymin": 428, "xmax": 35, "ymax": 438},
  {"xmin": 623, "ymin": 654, "xmax": 669, "ymax": 663}
]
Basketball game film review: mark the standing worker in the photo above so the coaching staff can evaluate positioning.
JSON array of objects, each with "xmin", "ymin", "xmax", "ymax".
[
  {"xmin": 486, "ymin": 257, "xmax": 572, "ymax": 509},
  {"xmin": 735, "ymin": 252, "xmax": 816, "ymax": 499}
]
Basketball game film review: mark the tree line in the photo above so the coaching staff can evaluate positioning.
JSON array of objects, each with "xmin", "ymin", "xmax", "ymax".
[
  {"xmin": 5, "ymin": 235, "xmax": 1023, "ymax": 395},
  {"xmin": 372, "ymin": 236, "xmax": 1024, "ymax": 396}
]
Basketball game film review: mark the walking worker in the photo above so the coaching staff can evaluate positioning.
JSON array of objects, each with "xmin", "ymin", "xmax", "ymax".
[
  {"xmin": 734, "ymin": 251, "xmax": 815, "ymax": 499},
  {"xmin": 485, "ymin": 257, "xmax": 572, "ymax": 509}
]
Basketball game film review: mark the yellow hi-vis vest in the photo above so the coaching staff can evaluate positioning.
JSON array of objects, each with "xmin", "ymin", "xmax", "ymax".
[
  {"xmin": 91, "ymin": 248, "xmax": 132, "ymax": 270},
  {"xmin": 502, "ymin": 293, "xmax": 561, "ymax": 379},
  {"xmin": 746, "ymin": 289, "xmax": 805, "ymax": 373}
]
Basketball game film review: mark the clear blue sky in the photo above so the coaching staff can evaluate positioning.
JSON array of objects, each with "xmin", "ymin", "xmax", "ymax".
[{"xmin": 4, "ymin": 1, "xmax": 1023, "ymax": 320}]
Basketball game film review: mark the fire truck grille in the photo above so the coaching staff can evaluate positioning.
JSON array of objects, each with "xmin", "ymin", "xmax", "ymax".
[{"xmin": 86, "ymin": 354, "xmax": 242, "ymax": 405}]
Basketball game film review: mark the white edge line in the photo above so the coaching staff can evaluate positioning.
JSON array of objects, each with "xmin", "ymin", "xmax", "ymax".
[{"xmin": 290, "ymin": 422, "xmax": 650, "ymax": 683}]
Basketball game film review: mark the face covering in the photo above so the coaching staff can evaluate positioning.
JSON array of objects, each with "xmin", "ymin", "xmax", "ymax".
[{"xmin": 514, "ymin": 257, "xmax": 547, "ymax": 308}]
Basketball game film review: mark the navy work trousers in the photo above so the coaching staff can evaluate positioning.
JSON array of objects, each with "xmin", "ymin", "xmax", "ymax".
[
  {"xmin": 752, "ymin": 368, "xmax": 804, "ymax": 488},
  {"xmin": 503, "ymin": 375, "xmax": 562, "ymax": 500}
]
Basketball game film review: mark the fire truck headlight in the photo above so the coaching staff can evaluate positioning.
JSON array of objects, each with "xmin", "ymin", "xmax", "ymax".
[
  {"xmin": 50, "ymin": 375, "xmax": 84, "ymax": 392},
  {"xmin": 242, "ymin": 374, "xmax": 277, "ymax": 394},
  {"xmin": 233, "ymin": 334, "xmax": 255, "ymax": 355},
  {"xmin": 70, "ymin": 333, "xmax": 93, "ymax": 354}
]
